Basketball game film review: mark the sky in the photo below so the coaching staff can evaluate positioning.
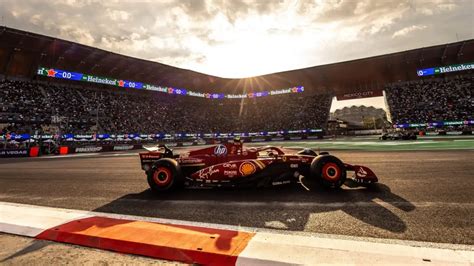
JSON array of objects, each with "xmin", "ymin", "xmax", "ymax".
[
  {"xmin": 330, "ymin": 96, "xmax": 386, "ymax": 112},
  {"xmin": 0, "ymin": 0, "xmax": 473, "ymax": 110}
]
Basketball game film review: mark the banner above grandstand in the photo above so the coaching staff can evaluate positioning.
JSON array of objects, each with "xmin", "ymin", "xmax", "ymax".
[
  {"xmin": 417, "ymin": 62, "xmax": 474, "ymax": 77},
  {"xmin": 336, "ymin": 90, "xmax": 383, "ymax": 101},
  {"xmin": 0, "ymin": 128, "xmax": 323, "ymax": 141},
  {"xmin": 395, "ymin": 120, "xmax": 474, "ymax": 128},
  {"xmin": 37, "ymin": 67, "xmax": 304, "ymax": 99}
]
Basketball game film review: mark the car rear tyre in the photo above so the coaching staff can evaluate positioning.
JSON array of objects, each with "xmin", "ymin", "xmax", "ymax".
[
  {"xmin": 147, "ymin": 158, "xmax": 184, "ymax": 192},
  {"xmin": 310, "ymin": 155, "xmax": 346, "ymax": 189}
]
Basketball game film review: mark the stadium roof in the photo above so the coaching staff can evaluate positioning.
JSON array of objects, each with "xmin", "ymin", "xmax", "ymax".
[{"xmin": 1, "ymin": 26, "xmax": 473, "ymax": 96}]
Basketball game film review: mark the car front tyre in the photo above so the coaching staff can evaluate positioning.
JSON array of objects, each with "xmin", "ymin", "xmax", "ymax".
[{"xmin": 310, "ymin": 155, "xmax": 346, "ymax": 189}]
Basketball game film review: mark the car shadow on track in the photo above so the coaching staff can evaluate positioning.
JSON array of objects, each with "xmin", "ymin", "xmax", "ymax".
[{"xmin": 93, "ymin": 182, "xmax": 415, "ymax": 236}]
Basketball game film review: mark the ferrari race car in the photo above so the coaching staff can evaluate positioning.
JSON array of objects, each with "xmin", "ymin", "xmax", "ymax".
[{"xmin": 139, "ymin": 141, "xmax": 379, "ymax": 193}]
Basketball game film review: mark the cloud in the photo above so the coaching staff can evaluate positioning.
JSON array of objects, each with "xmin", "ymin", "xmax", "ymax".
[
  {"xmin": 392, "ymin": 25, "xmax": 428, "ymax": 38},
  {"xmin": 1, "ymin": 0, "xmax": 472, "ymax": 78}
]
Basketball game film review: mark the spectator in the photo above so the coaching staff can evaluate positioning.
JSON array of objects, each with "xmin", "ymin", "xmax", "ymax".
[
  {"xmin": 385, "ymin": 75, "xmax": 473, "ymax": 124},
  {"xmin": 0, "ymin": 80, "xmax": 331, "ymax": 134}
]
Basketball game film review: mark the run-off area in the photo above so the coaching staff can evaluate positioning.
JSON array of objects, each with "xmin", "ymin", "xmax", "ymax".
[{"xmin": 0, "ymin": 149, "xmax": 473, "ymax": 245}]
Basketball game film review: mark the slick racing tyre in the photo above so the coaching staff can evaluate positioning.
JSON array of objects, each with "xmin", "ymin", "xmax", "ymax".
[
  {"xmin": 147, "ymin": 158, "xmax": 184, "ymax": 192},
  {"xmin": 310, "ymin": 155, "xmax": 346, "ymax": 189}
]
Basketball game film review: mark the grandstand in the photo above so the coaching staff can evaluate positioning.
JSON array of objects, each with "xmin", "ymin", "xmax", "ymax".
[
  {"xmin": 385, "ymin": 75, "xmax": 473, "ymax": 124},
  {"xmin": 0, "ymin": 79, "xmax": 331, "ymax": 134},
  {"xmin": 0, "ymin": 26, "xmax": 473, "ymax": 137}
]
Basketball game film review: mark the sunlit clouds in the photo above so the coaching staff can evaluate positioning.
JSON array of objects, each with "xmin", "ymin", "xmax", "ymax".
[{"xmin": 1, "ymin": 0, "xmax": 473, "ymax": 78}]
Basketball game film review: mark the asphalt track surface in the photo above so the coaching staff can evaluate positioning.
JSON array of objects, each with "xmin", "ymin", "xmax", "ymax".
[
  {"xmin": 1, "ymin": 148, "xmax": 473, "ymax": 245},
  {"xmin": 0, "ymin": 233, "xmax": 178, "ymax": 265}
]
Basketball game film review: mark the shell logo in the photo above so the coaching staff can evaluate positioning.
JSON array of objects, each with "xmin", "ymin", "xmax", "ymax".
[{"xmin": 239, "ymin": 162, "xmax": 256, "ymax": 176}]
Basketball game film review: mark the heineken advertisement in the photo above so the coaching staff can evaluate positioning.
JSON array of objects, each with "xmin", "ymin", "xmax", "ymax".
[
  {"xmin": 0, "ymin": 128, "xmax": 323, "ymax": 141},
  {"xmin": 37, "ymin": 67, "xmax": 304, "ymax": 99},
  {"xmin": 395, "ymin": 120, "xmax": 474, "ymax": 128},
  {"xmin": 417, "ymin": 62, "xmax": 474, "ymax": 77}
]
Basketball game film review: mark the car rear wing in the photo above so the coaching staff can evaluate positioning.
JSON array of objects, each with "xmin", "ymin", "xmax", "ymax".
[{"xmin": 139, "ymin": 152, "xmax": 163, "ymax": 171}]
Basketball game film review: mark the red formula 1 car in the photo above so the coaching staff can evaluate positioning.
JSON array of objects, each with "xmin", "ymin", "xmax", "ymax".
[{"xmin": 139, "ymin": 141, "xmax": 378, "ymax": 193}]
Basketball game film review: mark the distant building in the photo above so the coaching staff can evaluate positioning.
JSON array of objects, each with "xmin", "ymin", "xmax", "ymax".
[{"xmin": 330, "ymin": 106, "xmax": 388, "ymax": 129}]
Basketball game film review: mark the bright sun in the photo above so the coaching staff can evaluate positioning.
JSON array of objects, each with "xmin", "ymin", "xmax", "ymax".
[{"xmin": 188, "ymin": 13, "xmax": 313, "ymax": 78}]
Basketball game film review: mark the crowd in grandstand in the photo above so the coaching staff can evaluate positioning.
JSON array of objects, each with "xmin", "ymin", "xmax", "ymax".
[
  {"xmin": 0, "ymin": 79, "xmax": 331, "ymax": 135},
  {"xmin": 385, "ymin": 75, "xmax": 473, "ymax": 124},
  {"xmin": 2, "ymin": 74, "xmax": 472, "ymax": 137}
]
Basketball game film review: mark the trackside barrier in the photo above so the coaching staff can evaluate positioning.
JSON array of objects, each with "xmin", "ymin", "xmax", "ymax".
[
  {"xmin": 54, "ymin": 135, "xmax": 316, "ymax": 155},
  {"xmin": 0, "ymin": 147, "xmax": 37, "ymax": 158},
  {"xmin": 59, "ymin": 146, "xmax": 69, "ymax": 155},
  {"xmin": 29, "ymin": 146, "xmax": 39, "ymax": 157},
  {"xmin": 65, "ymin": 144, "xmax": 144, "ymax": 154}
]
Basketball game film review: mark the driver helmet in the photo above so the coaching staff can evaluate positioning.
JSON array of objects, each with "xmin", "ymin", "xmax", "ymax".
[{"xmin": 233, "ymin": 136, "xmax": 241, "ymax": 143}]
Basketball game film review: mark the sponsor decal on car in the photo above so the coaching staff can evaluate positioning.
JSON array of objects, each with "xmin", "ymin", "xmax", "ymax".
[
  {"xmin": 179, "ymin": 158, "xmax": 204, "ymax": 164},
  {"xmin": 214, "ymin": 144, "xmax": 227, "ymax": 156},
  {"xmin": 356, "ymin": 167, "xmax": 367, "ymax": 178},
  {"xmin": 222, "ymin": 163, "xmax": 238, "ymax": 169},
  {"xmin": 223, "ymin": 170, "xmax": 238, "ymax": 177},
  {"xmin": 253, "ymin": 160, "xmax": 266, "ymax": 169},
  {"xmin": 197, "ymin": 166, "xmax": 219, "ymax": 179},
  {"xmin": 288, "ymin": 156, "xmax": 304, "ymax": 162},
  {"xmin": 353, "ymin": 178, "xmax": 372, "ymax": 183},
  {"xmin": 272, "ymin": 180, "xmax": 291, "ymax": 186},
  {"xmin": 140, "ymin": 154, "xmax": 162, "ymax": 159},
  {"xmin": 239, "ymin": 162, "xmax": 256, "ymax": 176}
]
